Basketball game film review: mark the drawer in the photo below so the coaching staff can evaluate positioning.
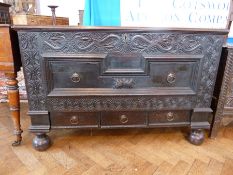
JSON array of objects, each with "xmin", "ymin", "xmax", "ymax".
[
  {"xmin": 148, "ymin": 110, "xmax": 191, "ymax": 127},
  {"xmin": 50, "ymin": 112, "xmax": 100, "ymax": 128},
  {"xmin": 49, "ymin": 60, "xmax": 101, "ymax": 89},
  {"xmin": 44, "ymin": 56, "xmax": 200, "ymax": 91},
  {"xmin": 101, "ymin": 112, "xmax": 147, "ymax": 128},
  {"xmin": 27, "ymin": 16, "xmax": 39, "ymax": 25}
]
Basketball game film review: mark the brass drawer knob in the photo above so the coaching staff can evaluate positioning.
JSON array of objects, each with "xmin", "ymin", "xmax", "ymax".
[
  {"xmin": 167, "ymin": 112, "xmax": 174, "ymax": 121},
  {"xmin": 167, "ymin": 73, "xmax": 176, "ymax": 83},
  {"xmin": 119, "ymin": 114, "xmax": 128, "ymax": 124},
  {"xmin": 70, "ymin": 116, "xmax": 79, "ymax": 125},
  {"xmin": 71, "ymin": 72, "xmax": 81, "ymax": 83}
]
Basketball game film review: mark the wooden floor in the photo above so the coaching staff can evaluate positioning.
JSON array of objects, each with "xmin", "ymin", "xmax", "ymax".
[{"xmin": 1, "ymin": 103, "xmax": 233, "ymax": 175}]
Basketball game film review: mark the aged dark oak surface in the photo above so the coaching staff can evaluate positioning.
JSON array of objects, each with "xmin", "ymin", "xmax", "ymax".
[{"xmin": 14, "ymin": 26, "xmax": 228, "ymax": 150}]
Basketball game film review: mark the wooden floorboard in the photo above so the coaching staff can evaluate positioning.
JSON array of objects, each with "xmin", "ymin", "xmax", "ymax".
[{"xmin": 0, "ymin": 103, "xmax": 233, "ymax": 175}]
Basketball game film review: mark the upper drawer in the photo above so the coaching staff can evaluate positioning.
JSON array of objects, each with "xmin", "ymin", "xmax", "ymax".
[{"xmin": 42, "ymin": 54, "xmax": 202, "ymax": 93}]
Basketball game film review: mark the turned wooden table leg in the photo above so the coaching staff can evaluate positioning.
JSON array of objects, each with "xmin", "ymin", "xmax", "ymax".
[{"xmin": 5, "ymin": 72, "xmax": 23, "ymax": 146}]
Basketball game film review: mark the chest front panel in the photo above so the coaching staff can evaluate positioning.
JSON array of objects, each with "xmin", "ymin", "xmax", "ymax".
[{"xmin": 18, "ymin": 31, "xmax": 224, "ymax": 112}]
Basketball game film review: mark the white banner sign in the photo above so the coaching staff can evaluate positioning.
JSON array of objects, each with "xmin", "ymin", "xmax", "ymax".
[{"xmin": 121, "ymin": 0, "xmax": 230, "ymax": 29}]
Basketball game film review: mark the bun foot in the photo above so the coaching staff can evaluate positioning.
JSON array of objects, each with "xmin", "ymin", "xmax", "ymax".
[
  {"xmin": 188, "ymin": 129, "xmax": 205, "ymax": 145},
  {"xmin": 32, "ymin": 133, "xmax": 51, "ymax": 151}
]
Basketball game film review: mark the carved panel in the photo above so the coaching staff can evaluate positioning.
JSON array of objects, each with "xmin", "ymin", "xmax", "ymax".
[
  {"xmin": 196, "ymin": 35, "xmax": 224, "ymax": 107},
  {"xmin": 17, "ymin": 30, "xmax": 224, "ymax": 111},
  {"xmin": 40, "ymin": 32, "xmax": 205, "ymax": 55},
  {"xmin": 18, "ymin": 32, "xmax": 47, "ymax": 111},
  {"xmin": 47, "ymin": 96, "xmax": 197, "ymax": 112}
]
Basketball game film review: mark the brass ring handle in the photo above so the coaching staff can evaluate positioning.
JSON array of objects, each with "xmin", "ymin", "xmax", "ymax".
[
  {"xmin": 120, "ymin": 114, "xmax": 128, "ymax": 124},
  {"xmin": 167, "ymin": 73, "xmax": 176, "ymax": 84},
  {"xmin": 70, "ymin": 116, "xmax": 79, "ymax": 125},
  {"xmin": 167, "ymin": 112, "xmax": 174, "ymax": 121},
  {"xmin": 71, "ymin": 72, "xmax": 80, "ymax": 83}
]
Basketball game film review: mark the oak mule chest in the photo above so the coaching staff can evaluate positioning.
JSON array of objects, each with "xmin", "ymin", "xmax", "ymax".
[{"xmin": 15, "ymin": 26, "xmax": 227, "ymax": 151}]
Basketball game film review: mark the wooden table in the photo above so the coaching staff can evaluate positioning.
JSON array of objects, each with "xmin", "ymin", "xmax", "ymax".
[
  {"xmin": 0, "ymin": 2, "xmax": 22, "ymax": 146},
  {"xmin": 0, "ymin": 24, "xmax": 22, "ymax": 145}
]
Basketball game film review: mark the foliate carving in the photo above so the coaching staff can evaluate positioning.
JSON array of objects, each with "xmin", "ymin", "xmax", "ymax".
[
  {"xmin": 47, "ymin": 96, "xmax": 197, "ymax": 112},
  {"xmin": 113, "ymin": 78, "xmax": 135, "ymax": 89},
  {"xmin": 129, "ymin": 34, "xmax": 203, "ymax": 54},
  {"xmin": 41, "ymin": 32, "xmax": 124, "ymax": 53},
  {"xmin": 17, "ymin": 30, "xmax": 224, "ymax": 112}
]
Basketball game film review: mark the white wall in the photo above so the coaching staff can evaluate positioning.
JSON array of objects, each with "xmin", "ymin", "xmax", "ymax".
[
  {"xmin": 37, "ymin": 0, "xmax": 85, "ymax": 25},
  {"xmin": 121, "ymin": 0, "xmax": 230, "ymax": 29}
]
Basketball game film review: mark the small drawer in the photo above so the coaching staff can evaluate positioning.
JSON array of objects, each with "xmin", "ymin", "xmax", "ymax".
[
  {"xmin": 148, "ymin": 110, "xmax": 191, "ymax": 127},
  {"xmin": 101, "ymin": 112, "xmax": 147, "ymax": 128},
  {"xmin": 27, "ymin": 17, "xmax": 38, "ymax": 25},
  {"xmin": 50, "ymin": 112, "xmax": 99, "ymax": 128}
]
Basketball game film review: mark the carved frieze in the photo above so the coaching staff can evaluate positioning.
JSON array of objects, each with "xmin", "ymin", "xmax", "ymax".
[{"xmin": 40, "ymin": 32, "xmax": 205, "ymax": 55}]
